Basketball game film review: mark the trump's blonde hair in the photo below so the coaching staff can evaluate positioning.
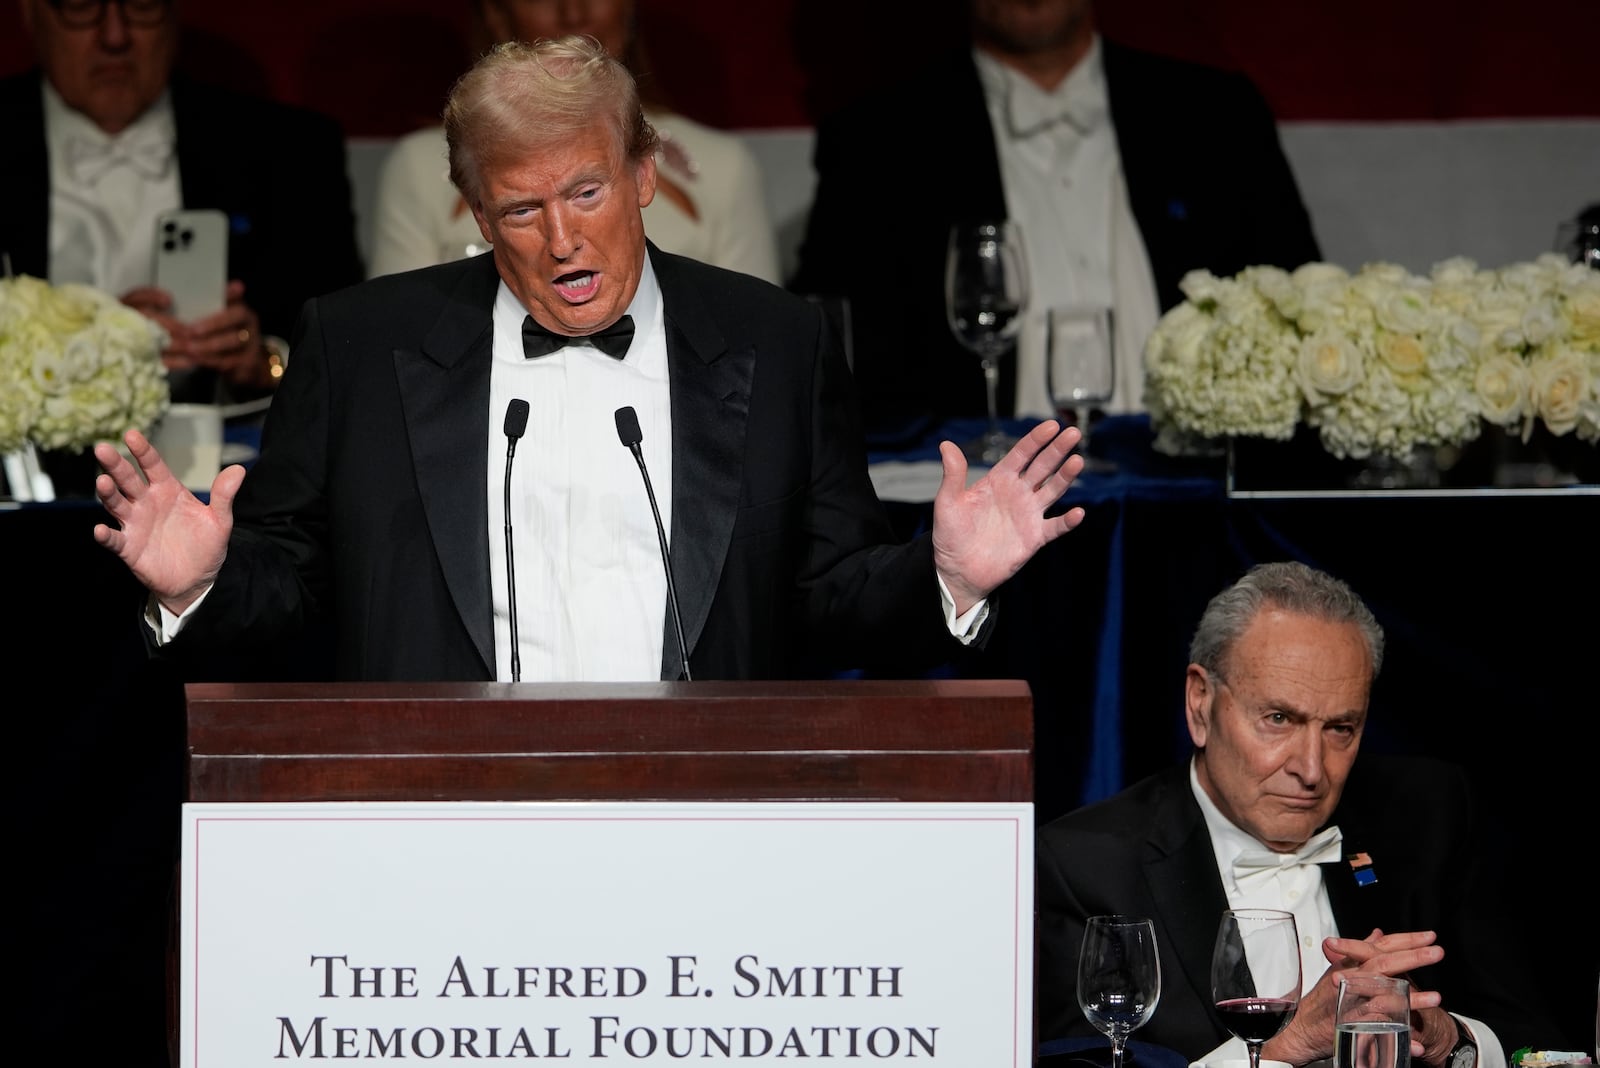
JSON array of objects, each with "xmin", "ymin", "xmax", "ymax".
[{"xmin": 444, "ymin": 34, "xmax": 659, "ymax": 207}]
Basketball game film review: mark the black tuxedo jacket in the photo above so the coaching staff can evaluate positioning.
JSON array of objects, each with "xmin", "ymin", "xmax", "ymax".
[
  {"xmin": 1035, "ymin": 755, "xmax": 1561, "ymax": 1060},
  {"xmin": 0, "ymin": 70, "xmax": 364, "ymax": 400},
  {"xmin": 178, "ymin": 247, "xmax": 973, "ymax": 681},
  {"xmin": 789, "ymin": 42, "xmax": 1322, "ymax": 438}
]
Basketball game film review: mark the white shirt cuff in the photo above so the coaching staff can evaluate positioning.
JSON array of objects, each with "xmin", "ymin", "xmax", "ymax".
[
  {"xmin": 937, "ymin": 573, "xmax": 989, "ymax": 644},
  {"xmin": 145, "ymin": 584, "xmax": 213, "ymax": 645},
  {"xmin": 1453, "ymin": 1015, "xmax": 1503, "ymax": 1068}
]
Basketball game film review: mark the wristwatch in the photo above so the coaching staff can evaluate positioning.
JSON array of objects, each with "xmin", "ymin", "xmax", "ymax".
[{"xmin": 1444, "ymin": 1017, "xmax": 1477, "ymax": 1068}]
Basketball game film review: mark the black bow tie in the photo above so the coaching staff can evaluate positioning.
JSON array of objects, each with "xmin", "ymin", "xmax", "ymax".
[{"xmin": 521, "ymin": 314, "xmax": 635, "ymax": 361}]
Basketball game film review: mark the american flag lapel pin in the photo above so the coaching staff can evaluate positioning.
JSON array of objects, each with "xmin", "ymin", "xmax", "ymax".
[{"xmin": 1348, "ymin": 852, "xmax": 1377, "ymax": 887}]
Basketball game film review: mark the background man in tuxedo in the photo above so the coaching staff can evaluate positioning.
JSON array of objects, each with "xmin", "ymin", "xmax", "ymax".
[
  {"xmin": 1035, "ymin": 561, "xmax": 1562, "ymax": 1067},
  {"xmin": 91, "ymin": 34, "xmax": 1088, "ymax": 684},
  {"xmin": 790, "ymin": 0, "xmax": 1320, "ymax": 440},
  {"xmin": 0, "ymin": 0, "xmax": 364, "ymax": 401}
]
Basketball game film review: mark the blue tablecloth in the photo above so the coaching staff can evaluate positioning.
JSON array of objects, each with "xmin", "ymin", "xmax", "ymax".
[{"xmin": 1039, "ymin": 1036, "xmax": 1190, "ymax": 1068}]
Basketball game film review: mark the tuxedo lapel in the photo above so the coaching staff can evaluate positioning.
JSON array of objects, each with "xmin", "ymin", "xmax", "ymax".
[
  {"xmin": 1145, "ymin": 774, "xmax": 1232, "ymax": 1017},
  {"xmin": 169, "ymin": 80, "xmax": 254, "ymax": 284},
  {"xmin": 0, "ymin": 72, "xmax": 52, "ymax": 279},
  {"xmin": 946, "ymin": 51, "xmax": 1010, "ymax": 222},
  {"xmin": 1102, "ymin": 43, "xmax": 1173, "ymax": 289},
  {"xmin": 170, "ymin": 82, "xmax": 227, "ymax": 229},
  {"xmin": 652, "ymin": 248, "xmax": 752, "ymax": 680},
  {"xmin": 394, "ymin": 255, "xmax": 500, "ymax": 677},
  {"xmin": 947, "ymin": 50, "xmax": 1021, "ymax": 408},
  {"xmin": 1321, "ymin": 820, "xmax": 1394, "ymax": 942}
]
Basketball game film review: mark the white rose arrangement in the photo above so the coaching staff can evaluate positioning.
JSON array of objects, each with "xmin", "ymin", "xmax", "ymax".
[
  {"xmin": 0, "ymin": 274, "xmax": 170, "ymax": 455},
  {"xmin": 1144, "ymin": 254, "xmax": 1600, "ymax": 461}
]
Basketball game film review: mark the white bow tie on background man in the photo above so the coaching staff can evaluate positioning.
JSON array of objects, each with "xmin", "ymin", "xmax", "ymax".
[
  {"xmin": 64, "ymin": 129, "xmax": 175, "ymax": 186},
  {"xmin": 1005, "ymin": 76, "xmax": 1108, "ymax": 139},
  {"xmin": 1232, "ymin": 825, "xmax": 1344, "ymax": 893}
]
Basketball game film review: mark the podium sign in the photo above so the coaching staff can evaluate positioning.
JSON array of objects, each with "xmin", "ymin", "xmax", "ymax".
[{"xmin": 180, "ymin": 800, "xmax": 1033, "ymax": 1068}]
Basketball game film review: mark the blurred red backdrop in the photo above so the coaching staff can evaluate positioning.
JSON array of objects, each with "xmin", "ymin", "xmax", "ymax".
[{"xmin": 2, "ymin": 0, "xmax": 1598, "ymax": 135}]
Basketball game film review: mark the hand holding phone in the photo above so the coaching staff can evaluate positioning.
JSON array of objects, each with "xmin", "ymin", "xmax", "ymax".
[{"xmin": 152, "ymin": 208, "xmax": 228, "ymax": 322}]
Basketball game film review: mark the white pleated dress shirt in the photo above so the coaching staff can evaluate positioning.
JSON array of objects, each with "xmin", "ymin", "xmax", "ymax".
[
  {"xmin": 486, "ymin": 258, "xmax": 672, "ymax": 682},
  {"xmin": 42, "ymin": 81, "xmax": 180, "ymax": 297}
]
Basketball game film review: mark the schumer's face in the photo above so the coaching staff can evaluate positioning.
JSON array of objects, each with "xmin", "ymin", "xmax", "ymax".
[
  {"xmin": 471, "ymin": 121, "xmax": 656, "ymax": 337},
  {"xmin": 1187, "ymin": 609, "xmax": 1371, "ymax": 852}
]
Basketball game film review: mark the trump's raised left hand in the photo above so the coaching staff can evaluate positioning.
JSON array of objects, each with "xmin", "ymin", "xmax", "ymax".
[{"xmin": 931, "ymin": 420, "xmax": 1086, "ymax": 616}]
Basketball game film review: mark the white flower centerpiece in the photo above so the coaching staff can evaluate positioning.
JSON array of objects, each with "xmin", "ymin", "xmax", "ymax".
[
  {"xmin": 1, "ymin": 274, "xmax": 169, "ymax": 497},
  {"xmin": 1143, "ymin": 255, "xmax": 1600, "ymax": 474}
]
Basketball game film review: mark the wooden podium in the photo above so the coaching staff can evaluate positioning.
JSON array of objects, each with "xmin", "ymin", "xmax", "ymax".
[
  {"xmin": 178, "ymin": 679, "xmax": 1036, "ymax": 1066},
  {"xmin": 184, "ymin": 678, "xmax": 1034, "ymax": 804}
]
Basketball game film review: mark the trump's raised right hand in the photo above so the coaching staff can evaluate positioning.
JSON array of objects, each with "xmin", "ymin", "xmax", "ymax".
[{"xmin": 92, "ymin": 428, "xmax": 244, "ymax": 616}]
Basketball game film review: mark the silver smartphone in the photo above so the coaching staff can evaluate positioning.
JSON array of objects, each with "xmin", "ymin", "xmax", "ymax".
[{"xmin": 153, "ymin": 208, "xmax": 228, "ymax": 321}]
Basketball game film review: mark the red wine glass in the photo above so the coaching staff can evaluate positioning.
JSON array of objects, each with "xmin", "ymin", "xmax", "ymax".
[{"xmin": 1211, "ymin": 909, "xmax": 1302, "ymax": 1068}]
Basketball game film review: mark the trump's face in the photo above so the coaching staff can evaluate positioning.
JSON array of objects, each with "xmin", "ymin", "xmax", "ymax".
[
  {"xmin": 1186, "ymin": 609, "xmax": 1371, "ymax": 852},
  {"xmin": 22, "ymin": 0, "xmax": 179, "ymax": 135},
  {"xmin": 471, "ymin": 121, "xmax": 656, "ymax": 338}
]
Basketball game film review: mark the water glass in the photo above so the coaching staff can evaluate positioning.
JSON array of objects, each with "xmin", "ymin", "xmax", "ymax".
[
  {"xmin": 1335, "ymin": 975, "xmax": 1410, "ymax": 1068},
  {"xmin": 1044, "ymin": 303, "xmax": 1116, "ymax": 471}
]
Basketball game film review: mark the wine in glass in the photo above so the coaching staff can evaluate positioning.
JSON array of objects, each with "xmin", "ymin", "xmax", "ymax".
[
  {"xmin": 1077, "ymin": 914, "xmax": 1162, "ymax": 1068},
  {"xmin": 1211, "ymin": 909, "xmax": 1302, "ymax": 1068},
  {"xmin": 1045, "ymin": 303, "xmax": 1117, "ymax": 472},
  {"xmin": 945, "ymin": 220, "xmax": 1030, "ymax": 465}
]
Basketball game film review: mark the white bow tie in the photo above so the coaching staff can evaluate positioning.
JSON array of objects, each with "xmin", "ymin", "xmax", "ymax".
[
  {"xmin": 1232, "ymin": 826, "xmax": 1344, "ymax": 886},
  {"xmin": 65, "ymin": 131, "xmax": 174, "ymax": 185},
  {"xmin": 1006, "ymin": 82, "xmax": 1105, "ymax": 139}
]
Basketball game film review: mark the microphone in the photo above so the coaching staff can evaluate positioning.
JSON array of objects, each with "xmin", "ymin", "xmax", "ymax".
[
  {"xmin": 502, "ymin": 399, "xmax": 530, "ymax": 682},
  {"xmin": 614, "ymin": 406, "xmax": 692, "ymax": 682}
]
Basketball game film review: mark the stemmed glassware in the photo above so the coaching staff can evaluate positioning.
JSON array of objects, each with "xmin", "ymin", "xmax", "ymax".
[
  {"xmin": 945, "ymin": 220, "xmax": 1030, "ymax": 465},
  {"xmin": 1211, "ymin": 909, "xmax": 1303, "ymax": 1068},
  {"xmin": 1077, "ymin": 914, "xmax": 1162, "ymax": 1068},
  {"xmin": 1045, "ymin": 303, "xmax": 1117, "ymax": 472}
]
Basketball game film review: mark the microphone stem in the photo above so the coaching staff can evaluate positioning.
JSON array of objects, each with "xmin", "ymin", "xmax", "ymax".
[
  {"xmin": 504, "ymin": 439, "xmax": 521, "ymax": 683},
  {"xmin": 632, "ymin": 445, "xmax": 692, "ymax": 682}
]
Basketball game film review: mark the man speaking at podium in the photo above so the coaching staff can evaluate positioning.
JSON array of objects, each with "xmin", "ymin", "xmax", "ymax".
[{"xmin": 92, "ymin": 35, "xmax": 1088, "ymax": 684}]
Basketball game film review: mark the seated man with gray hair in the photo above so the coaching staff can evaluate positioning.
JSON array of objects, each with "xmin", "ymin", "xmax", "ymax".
[{"xmin": 1036, "ymin": 561, "xmax": 1561, "ymax": 1068}]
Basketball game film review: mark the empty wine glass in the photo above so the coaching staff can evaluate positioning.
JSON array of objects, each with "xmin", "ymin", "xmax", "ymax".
[
  {"xmin": 945, "ymin": 220, "xmax": 1030, "ymax": 465},
  {"xmin": 1045, "ymin": 303, "xmax": 1117, "ymax": 472},
  {"xmin": 1078, "ymin": 914, "xmax": 1162, "ymax": 1068},
  {"xmin": 1211, "ymin": 909, "xmax": 1302, "ymax": 1068}
]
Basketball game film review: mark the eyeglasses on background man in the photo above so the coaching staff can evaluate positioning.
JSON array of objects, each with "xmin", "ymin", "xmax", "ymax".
[{"xmin": 44, "ymin": 0, "xmax": 172, "ymax": 29}]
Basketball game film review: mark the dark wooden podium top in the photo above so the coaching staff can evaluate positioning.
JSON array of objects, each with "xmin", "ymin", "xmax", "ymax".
[{"xmin": 185, "ymin": 679, "xmax": 1034, "ymax": 805}]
